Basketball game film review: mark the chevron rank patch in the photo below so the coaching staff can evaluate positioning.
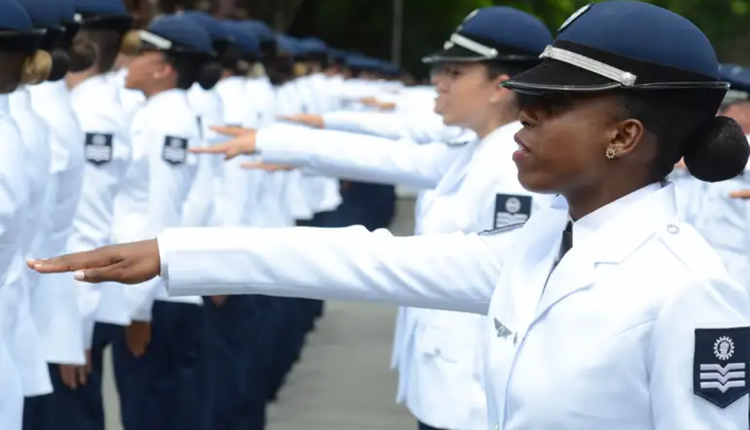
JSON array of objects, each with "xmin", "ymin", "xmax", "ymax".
[
  {"xmin": 494, "ymin": 194, "xmax": 531, "ymax": 229},
  {"xmin": 693, "ymin": 327, "xmax": 750, "ymax": 408},
  {"xmin": 162, "ymin": 136, "xmax": 188, "ymax": 165},
  {"xmin": 84, "ymin": 132, "xmax": 113, "ymax": 165}
]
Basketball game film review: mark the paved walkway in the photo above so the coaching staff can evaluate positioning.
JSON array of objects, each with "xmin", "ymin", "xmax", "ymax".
[{"xmin": 103, "ymin": 198, "xmax": 417, "ymax": 429}]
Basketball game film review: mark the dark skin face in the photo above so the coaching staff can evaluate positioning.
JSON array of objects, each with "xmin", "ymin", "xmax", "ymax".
[
  {"xmin": 0, "ymin": 53, "xmax": 26, "ymax": 94},
  {"xmin": 513, "ymin": 92, "xmax": 657, "ymax": 220}
]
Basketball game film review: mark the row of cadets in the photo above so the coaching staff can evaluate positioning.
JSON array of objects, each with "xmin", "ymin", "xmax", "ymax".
[
  {"xmin": 29, "ymin": 2, "xmax": 750, "ymax": 430},
  {"xmin": 200, "ymin": 7, "xmax": 555, "ymax": 430}
]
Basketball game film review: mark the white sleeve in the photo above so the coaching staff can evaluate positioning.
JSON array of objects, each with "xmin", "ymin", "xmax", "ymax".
[
  {"xmin": 322, "ymin": 111, "xmax": 455, "ymax": 143},
  {"xmin": 130, "ymin": 129, "xmax": 196, "ymax": 321},
  {"xmin": 160, "ymin": 226, "xmax": 512, "ymax": 315},
  {"xmin": 256, "ymin": 124, "xmax": 460, "ymax": 190},
  {"xmin": 648, "ymin": 275, "xmax": 750, "ymax": 430}
]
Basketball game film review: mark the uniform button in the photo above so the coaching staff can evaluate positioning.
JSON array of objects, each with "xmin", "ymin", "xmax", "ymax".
[{"xmin": 666, "ymin": 224, "xmax": 680, "ymax": 234}]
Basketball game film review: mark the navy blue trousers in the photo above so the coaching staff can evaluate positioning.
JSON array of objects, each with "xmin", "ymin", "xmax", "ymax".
[
  {"xmin": 22, "ymin": 323, "xmax": 124, "ymax": 430},
  {"xmin": 114, "ymin": 301, "xmax": 204, "ymax": 430},
  {"xmin": 202, "ymin": 296, "xmax": 267, "ymax": 430}
]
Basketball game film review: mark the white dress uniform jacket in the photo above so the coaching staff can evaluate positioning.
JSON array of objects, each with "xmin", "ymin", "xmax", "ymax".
[
  {"xmin": 69, "ymin": 75, "xmax": 132, "ymax": 343},
  {"xmin": 185, "ymin": 83, "xmax": 223, "ymax": 228},
  {"xmin": 158, "ymin": 182, "xmax": 750, "ymax": 430},
  {"xmin": 0, "ymin": 94, "xmax": 29, "ymax": 429},
  {"xmin": 686, "ymin": 146, "xmax": 750, "ymax": 290},
  {"xmin": 28, "ymin": 81, "xmax": 86, "ymax": 365},
  {"xmin": 114, "ymin": 88, "xmax": 201, "ymax": 321},
  {"xmin": 7, "ymin": 87, "xmax": 53, "ymax": 396},
  {"xmin": 258, "ymin": 121, "xmax": 551, "ymax": 429},
  {"xmin": 213, "ymin": 76, "xmax": 265, "ymax": 227}
]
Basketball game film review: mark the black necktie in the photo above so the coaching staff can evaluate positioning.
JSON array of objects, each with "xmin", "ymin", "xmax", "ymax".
[{"xmin": 560, "ymin": 221, "xmax": 573, "ymax": 260}]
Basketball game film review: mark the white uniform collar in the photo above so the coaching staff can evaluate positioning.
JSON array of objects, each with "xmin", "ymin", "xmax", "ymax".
[
  {"xmin": 146, "ymin": 87, "xmax": 185, "ymax": 106},
  {"xmin": 553, "ymin": 182, "xmax": 664, "ymax": 250},
  {"xmin": 9, "ymin": 86, "xmax": 31, "ymax": 110},
  {"xmin": 28, "ymin": 80, "xmax": 68, "ymax": 102}
]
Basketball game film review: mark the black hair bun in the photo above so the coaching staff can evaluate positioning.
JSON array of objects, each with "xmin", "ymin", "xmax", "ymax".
[
  {"xmin": 196, "ymin": 61, "xmax": 223, "ymax": 90},
  {"xmin": 47, "ymin": 49, "xmax": 70, "ymax": 82},
  {"xmin": 683, "ymin": 116, "xmax": 749, "ymax": 182}
]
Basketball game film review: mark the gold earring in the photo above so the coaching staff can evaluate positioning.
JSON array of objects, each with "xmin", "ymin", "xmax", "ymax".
[{"xmin": 605, "ymin": 147, "xmax": 617, "ymax": 160}]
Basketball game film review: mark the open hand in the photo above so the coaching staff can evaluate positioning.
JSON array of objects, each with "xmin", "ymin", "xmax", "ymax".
[
  {"xmin": 126, "ymin": 321, "xmax": 151, "ymax": 357},
  {"xmin": 192, "ymin": 126, "xmax": 258, "ymax": 160},
  {"xmin": 28, "ymin": 240, "xmax": 161, "ymax": 284}
]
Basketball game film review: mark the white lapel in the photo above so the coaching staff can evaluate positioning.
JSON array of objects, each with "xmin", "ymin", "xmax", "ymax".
[{"xmin": 533, "ymin": 185, "xmax": 678, "ymax": 324}]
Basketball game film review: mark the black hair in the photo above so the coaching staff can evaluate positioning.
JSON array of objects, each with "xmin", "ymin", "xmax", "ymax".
[
  {"xmin": 264, "ymin": 55, "xmax": 294, "ymax": 86},
  {"xmin": 70, "ymin": 28, "xmax": 123, "ymax": 73},
  {"xmin": 616, "ymin": 89, "xmax": 749, "ymax": 183},
  {"xmin": 218, "ymin": 43, "xmax": 255, "ymax": 77},
  {"xmin": 485, "ymin": 60, "xmax": 540, "ymax": 79},
  {"xmin": 41, "ymin": 25, "xmax": 79, "ymax": 81},
  {"xmin": 162, "ymin": 52, "xmax": 221, "ymax": 90}
]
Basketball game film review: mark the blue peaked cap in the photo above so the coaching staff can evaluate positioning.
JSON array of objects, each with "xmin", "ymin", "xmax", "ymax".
[
  {"xmin": 0, "ymin": 0, "xmax": 33, "ymax": 31},
  {"xmin": 241, "ymin": 20, "xmax": 274, "ymax": 42},
  {"xmin": 558, "ymin": 1, "xmax": 718, "ymax": 79},
  {"xmin": 222, "ymin": 21, "xmax": 260, "ymax": 56},
  {"xmin": 57, "ymin": 0, "xmax": 76, "ymax": 24},
  {"xmin": 181, "ymin": 11, "xmax": 230, "ymax": 42},
  {"xmin": 298, "ymin": 37, "xmax": 327, "ymax": 55},
  {"xmin": 719, "ymin": 64, "xmax": 750, "ymax": 94},
  {"xmin": 505, "ymin": 1, "xmax": 727, "ymax": 93},
  {"xmin": 70, "ymin": 0, "xmax": 127, "ymax": 16},
  {"xmin": 423, "ymin": 6, "xmax": 552, "ymax": 64},
  {"xmin": 142, "ymin": 15, "xmax": 214, "ymax": 56},
  {"xmin": 276, "ymin": 34, "xmax": 307, "ymax": 56},
  {"xmin": 14, "ymin": 0, "xmax": 60, "ymax": 28}
]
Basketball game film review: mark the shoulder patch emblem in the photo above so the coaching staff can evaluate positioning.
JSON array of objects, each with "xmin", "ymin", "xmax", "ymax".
[
  {"xmin": 84, "ymin": 132, "xmax": 113, "ymax": 165},
  {"xmin": 693, "ymin": 327, "xmax": 750, "ymax": 408},
  {"xmin": 162, "ymin": 136, "xmax": 189, "ymax": 165},
  {"xmin": 494, "ymin": 194, "xmax": 532, "ymax": 229}
]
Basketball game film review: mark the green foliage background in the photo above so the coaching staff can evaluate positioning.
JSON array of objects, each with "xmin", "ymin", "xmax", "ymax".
[{"xmin": 287, "ymin": 0, "xmax": 750, "ymax": 78}]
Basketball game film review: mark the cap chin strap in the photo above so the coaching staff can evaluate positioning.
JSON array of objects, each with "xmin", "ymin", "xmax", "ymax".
[
  {"xmin": 540, "ymin": 45, "xmax": 637, "ymax": 86},
  {"xmin": 445, "ymin": 33, "xmax": 498, "ymax": 59},
  {"xmin": 139, "ymin": 31, "xmax": 172, "ymax": 50}
]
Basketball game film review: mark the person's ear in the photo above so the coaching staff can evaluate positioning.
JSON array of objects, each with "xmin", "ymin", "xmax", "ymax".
[{"xmin": 605, "ymin": 118, "xmax": 644, "ymax": 160}]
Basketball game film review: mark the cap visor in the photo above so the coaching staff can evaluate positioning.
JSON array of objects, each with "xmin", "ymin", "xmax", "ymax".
[
  {"xmin": 422, "ymin": 44, "xmax": 486, "ymax": 64},
  {"xmin": 503, "ymin": 58, "xmax": 620, "ymax": 93}
]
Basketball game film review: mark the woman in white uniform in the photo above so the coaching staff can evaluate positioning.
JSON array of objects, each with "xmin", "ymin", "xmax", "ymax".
[
  {"xmin": 110, "ymin": 14, "xmax": 213, "ymax": 430},
  {"xmin": 0, "ymin": 0, "xmax": 55, "ymax": 428},
  {"xmin": 210, "ymin": 8, "xmax": 554, "ymax": 430},
  {"xmin": 7, "ymin": 0, "xmax": 58, "ymax": 421},
  {"xmin": 63, "ymin": 0, "xmax": 134, "ymax": 428},
  {"xmin": 30, "ymin": 2, "xmax": 750, "ymax": 429}
]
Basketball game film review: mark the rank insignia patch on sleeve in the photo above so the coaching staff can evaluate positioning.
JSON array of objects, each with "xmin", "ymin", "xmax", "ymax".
[
  {"xmin": 494, "ymin": 194, "xmax": 532, "ymax": 229},
  {"xmin": 162, "ymin": 136, "xmax": 189, "ymax": 165},
  {"xmin": 693, "ymin": 327, "xmax": 750, "ymax": 408},
  {"xmin": 84, "ymin": 132, "xmax": 113, "ymax": 165}
]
